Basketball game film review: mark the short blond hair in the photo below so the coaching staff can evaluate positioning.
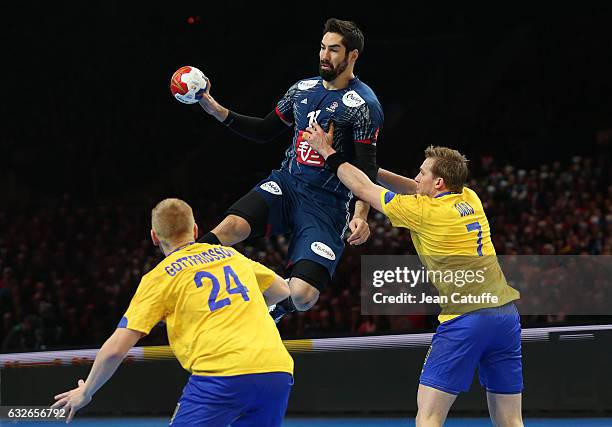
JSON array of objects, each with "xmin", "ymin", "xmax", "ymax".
[
  {"xmin": 424, "ymin": 145, "xmax": 469, "ymax": 192},
  {"xmin": 151, "ymin": 198, "xmax": 195, "ymax": 242}
]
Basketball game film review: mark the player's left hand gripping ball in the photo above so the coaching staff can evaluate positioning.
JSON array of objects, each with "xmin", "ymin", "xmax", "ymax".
[{"xmin": 170, "ymin": 66, "xmax": 208, "ymax": 104}]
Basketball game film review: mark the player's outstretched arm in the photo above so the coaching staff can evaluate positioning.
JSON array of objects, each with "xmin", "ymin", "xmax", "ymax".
[
  {"xmin": 377, "ymin": 168, "xmax": 417, "ymax": 195},
  {"xmin": 198, "ymin": 77, "xmax": 290, "ymax": 143},
  {"xmin": 336, "ymin": 163, "xmax": 385, "ymax": 213},
  {"xmin": 263, "ymin": 275, "xmax": 291, "ymax": 306},
  {"xmin": 304, "ymin": 123, "xmax": 385, "ymax": 213},
  {"xmin": 51, "ymin": 328, "xmax": 144, "ymax": 423}
]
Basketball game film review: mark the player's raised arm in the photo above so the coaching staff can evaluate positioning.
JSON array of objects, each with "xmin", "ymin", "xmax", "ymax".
[
  {"xmin": 377, "ymin": 168, "xmax": 417, "ymax": 195},
  {"xmin": 346, "ymin": 96, "xmax": 382, "ymax": 245},
  {"xmin": 198, "ymin": 77, "xmax": 292, "ymax": 144},
  {"xmin": 304, "ymin": 122, "xmax": 386, "ymax": 212}
]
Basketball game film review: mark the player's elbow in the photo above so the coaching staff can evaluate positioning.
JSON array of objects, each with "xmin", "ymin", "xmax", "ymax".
[
  {"xmin": 101, "ymin": 342, "xmax": 129, "ymax": 361},
  {"xmin": 103, "ymin": 329, "xmax": 143, "ymax": 358},
  {"xmin": 278, "ymin": 284, "xmax": 291, "ymax": 301},
  {"xmin": 273, "ymin": 279, "xmax": 291, "ymax": 301},
  {"xmin": 264, "ymin": 276, "xmax": 291, "ymax": 305}
]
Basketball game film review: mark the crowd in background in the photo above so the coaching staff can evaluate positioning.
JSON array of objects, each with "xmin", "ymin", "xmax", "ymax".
[{"xmin": 1, "ymin": 154, "xmax": 611, "ymax": 351}]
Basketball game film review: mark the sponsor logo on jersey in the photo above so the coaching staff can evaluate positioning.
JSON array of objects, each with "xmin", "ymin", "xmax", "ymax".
[
  {"xmin": 326, "ymin": 101, "xmax": 339, "ymax": 113},
  {"xmin": 295, "ymin": 130, "xmax": 324, "ymax": 167},
  {"xmin": 301, "ymin": 98, "xmax": 308, "ymax": 104},
  {"xmin": 298, "ymin": 79, "xmax": 318, "ymax": 90},
  {"xmin": 342, "ymin": 90, "xmax": 365, "ymax": 108},
  {"xmin": 311, "ymin": 241, "xmax": 336, "ymax": 260},
  {"xmin": 260, "ymin": 181, "xmax": 282, "ymax": 195}
]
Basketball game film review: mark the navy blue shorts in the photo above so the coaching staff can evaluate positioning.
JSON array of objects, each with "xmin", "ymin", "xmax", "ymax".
[
  {"xmin": 169, "ymin": 372, "xmax": 293, "ymax": 427},
  {"xmin": 252, "ymin": 169, "xmax": 349, "ymax": 277},
  {"xmin": 420, "ymin": 302, "xmax": 523, "ymax": 395}
]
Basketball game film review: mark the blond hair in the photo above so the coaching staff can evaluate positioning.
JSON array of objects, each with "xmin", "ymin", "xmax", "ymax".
[
  {"xmin": 424, "ymin": 145, "xmax": 469, "ymax": 193},
  {"xmin": 151, "ymin": 198, "xmax": 195, "ymax": 243}
]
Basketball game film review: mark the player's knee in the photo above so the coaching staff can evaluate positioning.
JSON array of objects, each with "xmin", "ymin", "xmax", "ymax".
[
  {"xmin": 289, "ymin": 284, "xmax": 319, "ymax": 311},
  {"xmin": 415, "ymin": 410, "xmax": 445, "ymax": 427},
  {"xmin": 212, "ymin": 215, "xmax": 251, "ymax": 245},
  {"xmin": 490, "ymin": 413, "xmax": 523, "ymax": 427}
]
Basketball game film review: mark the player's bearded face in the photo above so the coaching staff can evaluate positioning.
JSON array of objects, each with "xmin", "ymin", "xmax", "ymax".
[{"xmin": 319, "ymin": 53, "xmax": 349, "ymax": 81}]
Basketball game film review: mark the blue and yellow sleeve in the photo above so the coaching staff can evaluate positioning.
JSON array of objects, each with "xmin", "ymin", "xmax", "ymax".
[
  {"xmin": 118, "ymin": 275, "xmax": 167, "ymax": 335},
  {"xmin": 380, "ymin": 190, "xmax": 423, "ymax": 231}
]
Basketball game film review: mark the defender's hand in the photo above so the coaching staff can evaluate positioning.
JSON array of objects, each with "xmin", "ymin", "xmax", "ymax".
[
  {"xmin": 303, "ymin": 122, "xmax": 335, "ymax": 159},
  {"xmin": 51, "ymin": 379, "xmax": 92, "ymax": 423},
  {"xmin": 347, "ymin": 217, "xmax": 370, "ymax": 245}
]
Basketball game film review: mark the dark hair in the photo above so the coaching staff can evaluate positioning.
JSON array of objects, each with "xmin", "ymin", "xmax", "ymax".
[{"xmin": 323, "ymin": 18, "xmax": 364, "ymax": 54}]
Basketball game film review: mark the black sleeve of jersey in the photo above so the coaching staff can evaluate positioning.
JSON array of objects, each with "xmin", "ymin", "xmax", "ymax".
[
  {"xmin": 222, "ymin": 109, "xmax": 290, "ymax": 144},
  {"xmin": 353, "ymin": 143, "xmax": 378, "ymax": 183}
]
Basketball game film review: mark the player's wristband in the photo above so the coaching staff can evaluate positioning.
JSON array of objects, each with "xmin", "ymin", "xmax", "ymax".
[{"xmin": 326, "ymin": 152, "xmax": 348, "ymax": 174}]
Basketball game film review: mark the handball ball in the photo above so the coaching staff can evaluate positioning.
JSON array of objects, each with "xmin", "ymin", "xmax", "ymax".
[{"xmin": 170, "ymin": 66, "xmax": 208, "ymax": 104}]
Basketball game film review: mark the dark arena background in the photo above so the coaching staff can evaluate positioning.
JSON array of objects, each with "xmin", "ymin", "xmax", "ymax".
[{"xmin": 2, "ymin": 2, "xmax": 612, "ymax": 426}]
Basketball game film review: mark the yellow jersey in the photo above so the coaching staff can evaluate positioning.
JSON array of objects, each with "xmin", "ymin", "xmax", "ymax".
[
  {"xmin": 119, "ymin": 242, "xmax": 293, "ymax": 376},
  {"xmin": 380, "ymin": 187, "xmax": 519, "ymax": 322}
]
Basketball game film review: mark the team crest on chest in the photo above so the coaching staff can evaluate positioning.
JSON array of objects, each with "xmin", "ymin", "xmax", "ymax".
[{"xmin": 326, "ymin": 101, "xmax": 339, "ymax": 113}]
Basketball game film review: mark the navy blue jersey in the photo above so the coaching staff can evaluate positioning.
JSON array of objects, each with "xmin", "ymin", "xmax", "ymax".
[{"xmin": 275, "ymin": 77, "xmax": 383, "ymax": 206}]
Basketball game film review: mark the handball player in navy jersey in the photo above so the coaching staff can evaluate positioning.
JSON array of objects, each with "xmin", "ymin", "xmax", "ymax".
[{"xmin": 197, "ymin": 18, "xmax": 383, "ymax": 322}]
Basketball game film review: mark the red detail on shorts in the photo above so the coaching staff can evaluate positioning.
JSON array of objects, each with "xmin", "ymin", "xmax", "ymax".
[
  {"xmin": 295, "ymin": 130, "xmax": 325, "ymax": 167},
  {"xmin": 355, "ymin": 138, "xmax": 373, "ymax": 145},
  {"xmin": 275, "ymin": 106, "xmax": 293, "ymax": 124}
]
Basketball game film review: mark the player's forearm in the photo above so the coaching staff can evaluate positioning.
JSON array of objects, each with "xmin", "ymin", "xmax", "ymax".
[
  {"xmin": 317, "ymin": 146, "xmax": 374, "ymax": 203},
  {"xmin": 221, "ymin": 110, "xmax": 289, "ymax": 144},
  {"xmin": 353, "ymin": 199, "xmax": 370, "ymax": 220},
  {"xmin": 199, "ymin": 97, "xmax": 229, "ymax": 122},
  {"xmin": 377, "ymin": 168, "xmax": 417, "ymax": 195},
  {"xmin": 81, "ymin": 336, "xmax": 130, "ymax": 398},
  {"xmin": 338, "ymin": 164, "xmax": 377, "ymax": 204}
]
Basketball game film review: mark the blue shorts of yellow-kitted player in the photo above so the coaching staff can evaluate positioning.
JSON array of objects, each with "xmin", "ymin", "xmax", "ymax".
[
  {"xmin": 169, "ymin": 372, "xmax": 293, "ymax": 427},
  {"xmin": 420, "ymin": 302, "xmax": 523, "ymax": 395}
]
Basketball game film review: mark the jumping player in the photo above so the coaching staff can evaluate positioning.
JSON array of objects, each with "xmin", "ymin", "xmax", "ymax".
[
  {"xmin": 197, "ymin": 18, "xmax": 383, "ymax": 321},
  {"xmin": 51, "ymin": 199, "xmax": 294, "ymax": 426},
  {"xmin": 305, "ymin": 124, "xmax": 523, "ymax": 427}
]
